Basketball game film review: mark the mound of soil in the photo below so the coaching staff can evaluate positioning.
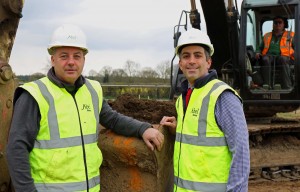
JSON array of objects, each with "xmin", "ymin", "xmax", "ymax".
[{"xmin": 108, "ymin": 93, "xmax": 177, "ymax": 124}]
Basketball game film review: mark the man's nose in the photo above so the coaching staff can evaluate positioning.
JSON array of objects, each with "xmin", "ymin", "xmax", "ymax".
[
  {"xmin": 67, "ymin": 57, "xmax": 76, "ymax": 64},
  {"xmin": 188, "ymin": 56, "xmax": 197, "ymax": 63}
]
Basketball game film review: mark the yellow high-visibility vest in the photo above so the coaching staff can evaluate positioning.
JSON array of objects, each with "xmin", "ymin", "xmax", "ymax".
[
  {"xmin": 21, "ymin": 77, "xmax": 103, "ymax": 192},
  {"xmin": 174, "ymin": 79, "xmax": 241, "ymax": 192}
]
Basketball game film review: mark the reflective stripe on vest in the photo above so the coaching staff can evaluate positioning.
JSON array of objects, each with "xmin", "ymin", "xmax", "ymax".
[
  {"xmin": 262, "ymin": 31, "xmax": 295, "ymax": 59},
  {"xmin": 174, "ymin": 79, "xmax": 240, "ymax": 192},
  {"xmin": 35, "ymin": 175, "xmax": 100, "ymax": 191},
  {"xmin": 174, "ymin": 176, "xmax": 228, "ymax": 192},
  {"xmin": 33, "ymin": 79, "xmax": 100, "ymax": 149},
  {"xmin": 21, "ymin": 78, "xmax": 103, "ymax": 192}
]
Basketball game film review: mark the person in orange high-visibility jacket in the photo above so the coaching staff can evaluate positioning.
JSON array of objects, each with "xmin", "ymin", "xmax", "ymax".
[
  {"xmin": 6, "ymin": 24, "xmax": 164, "ymax": 192},
  {"xmin": 255, "ymin": 16, "xmax": 294, "ymax": 89}
]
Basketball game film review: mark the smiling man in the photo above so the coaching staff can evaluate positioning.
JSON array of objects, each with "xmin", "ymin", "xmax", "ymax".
[
  {"xmin": 7, "ymin": 24, "xmax": 164, "ymax": 192},
  {"xmin": 50, "ymin": 47, "xmax": 85, "ymax": 84},
  {"xmin": 160, "ymin": 28, "xmax": 250, "ymax": 192}
]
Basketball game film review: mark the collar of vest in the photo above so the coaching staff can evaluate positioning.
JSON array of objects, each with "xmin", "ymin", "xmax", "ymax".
[
  {"xmin": 180, "ymin": 69, "xmax": 218, "ymax": 93},
  {"xmin": 47, "ymin": 67, "xmax": 86, "ymax": 93}
]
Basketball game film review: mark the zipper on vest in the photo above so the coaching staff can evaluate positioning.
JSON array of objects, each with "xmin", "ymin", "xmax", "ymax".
[{"xmin": 73, "ymin": 95, "xmax": 90, "ymax": 191}]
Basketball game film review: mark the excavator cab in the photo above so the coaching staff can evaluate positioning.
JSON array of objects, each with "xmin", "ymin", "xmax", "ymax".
[{"xmin": 239, "ymin": 0, "xmax": 300, "ymax": 116}]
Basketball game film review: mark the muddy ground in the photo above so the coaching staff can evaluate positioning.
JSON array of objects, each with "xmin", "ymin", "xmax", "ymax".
[{"xmin": 109, "ymin": 93, "xmax": 300, "ymax": 192}]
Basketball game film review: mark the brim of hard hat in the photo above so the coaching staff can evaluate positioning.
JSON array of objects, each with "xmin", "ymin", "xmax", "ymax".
[
  {"xmin": 47, "ymin": 45, "xmax": 89, "ymax": 55},
  {"xmin": 175, "ymin": 43, "xmax": 214, "ymax": 56}
]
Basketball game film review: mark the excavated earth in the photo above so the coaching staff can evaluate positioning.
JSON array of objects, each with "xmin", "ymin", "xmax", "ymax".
[
  {"xmin": 108, "ymin": 93, "xmax": 300, "ymax": 192},
  {"xmin": 108, "ymin": 93, "xmax": 177, "ymax": 124}
]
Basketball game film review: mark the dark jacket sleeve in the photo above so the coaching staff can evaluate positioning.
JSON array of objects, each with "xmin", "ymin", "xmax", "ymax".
[
  {"xmin": 6, "ymin": 90, "xmax": 39, "ymax": 192},
  {"xmin": 99, "ymin": 99, "xmax": 151, "ymax": 138}
]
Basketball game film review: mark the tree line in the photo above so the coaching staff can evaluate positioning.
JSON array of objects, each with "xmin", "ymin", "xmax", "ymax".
[
  {"xmin": 20, "ymin": 59, "xmax": 171, "ymax": 83},
  {"xmin": 16, "ymin": 59, "xmax": 173, "ymax": 99},
  {"xmin": 87, "ymin": 59, "xmax": 171, "ymax": 84}
]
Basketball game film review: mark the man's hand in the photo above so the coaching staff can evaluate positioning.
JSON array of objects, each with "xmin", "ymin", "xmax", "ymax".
[
  {"xmin": 142, "ymin": 128, "xmax": 164, "ymax": 151},
  {"xmin": 160, "ymin": 116, "xmax": 177, "ymax": 135},
  {"xmin": 255, "ymin": 53, "xmax": 261, "ymax": 60}
]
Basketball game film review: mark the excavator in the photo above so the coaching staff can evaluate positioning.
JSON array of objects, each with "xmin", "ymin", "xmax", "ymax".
[
  {"xmin": 0, "ymin": 0, "xmax": 23, "ymax": 191},
  {"xmin": 170, "ymin": 0, "xmax": 300, "ymax": 181}
]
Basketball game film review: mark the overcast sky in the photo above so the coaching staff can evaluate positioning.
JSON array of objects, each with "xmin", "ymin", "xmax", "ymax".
[
  {"xmin": 9, "ymin": 1, "xmax": 196, "ymax": 75},
  {"xmin": 9, "ymin": 0, "xmax": 242, "ymax": 76}
]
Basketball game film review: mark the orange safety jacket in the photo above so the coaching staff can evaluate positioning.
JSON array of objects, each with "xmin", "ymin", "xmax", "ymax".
[{"xmin": 261, "ymin": 30, "xmax": 294, "ymax": 60}]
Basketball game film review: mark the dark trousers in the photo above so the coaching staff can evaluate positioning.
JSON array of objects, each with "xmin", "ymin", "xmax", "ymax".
[{"xmin": 261, "ymin": 55, "xmax": 292, "ymax": 89}]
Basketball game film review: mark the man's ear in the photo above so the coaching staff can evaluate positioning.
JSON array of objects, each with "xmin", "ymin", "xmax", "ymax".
[
  {"xmin": 51, "ymin": 56, "xmax": 55, "ymax": 66},
  {"xmin": 178, "ymin": 59, "xmax": 183, "ymax": 70},
  {"xmin": 207, "ymin": 58, "xmax": 212, "ymax": 69}
]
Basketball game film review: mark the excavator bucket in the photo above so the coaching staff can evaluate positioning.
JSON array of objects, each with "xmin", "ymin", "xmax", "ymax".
[{"xmin": 0, "ymin": 0, "xmax": 23, "ymax": 191}]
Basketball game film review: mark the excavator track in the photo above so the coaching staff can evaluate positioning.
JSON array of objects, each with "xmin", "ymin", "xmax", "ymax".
[{"xmin": 248, "ymin": 117, "xmax": 300, "ymax": 182}]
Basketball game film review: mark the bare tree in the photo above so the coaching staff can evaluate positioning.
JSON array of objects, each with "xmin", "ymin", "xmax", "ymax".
[
  {"xmin": 99, "ymin": 66, "xmax": 112, "ymax": 77},
  {"xmin": 123, "ymin": 59, "xmax": 140, "ymax": 77},
  {"xmin": 111, "ymin": 68, "xmax": 128, "ymax": 82},
  {"xmin": 99, "ymin": 66, "xmax": 113, "ymax": 83},
  {"xmin": 88, "ymin": 69, "xmax": 98, "ymax": 77},
  {"xmin": 156, "ymin": 60, "xmax": 171, "ymax": 79},
  {"xmin": 139, "ymin": 67, "xmax": 159, "ymax": 78},
  {"xmin": 111, "ymin": 68, "xmax": 128, "ymax": 77}
]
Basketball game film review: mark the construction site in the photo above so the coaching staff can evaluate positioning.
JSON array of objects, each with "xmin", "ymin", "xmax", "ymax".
[{"xmin": 1, "ymin": 0, "xmax": 300, "ymax": 191}]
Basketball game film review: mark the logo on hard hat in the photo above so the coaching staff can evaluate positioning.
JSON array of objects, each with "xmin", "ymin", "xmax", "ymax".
[{"xmin": 67, "ymin": 35, "xmax": 77, "ymax": 40}]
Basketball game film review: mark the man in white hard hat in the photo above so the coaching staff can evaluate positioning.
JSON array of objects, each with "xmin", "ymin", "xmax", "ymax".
[
  {"xmin": 160, "ymin": 28, "xmax": 250, "ymax": 192},
  {"xmin": 7, "ymin": 24, "xmax": 164, "ymax": 192}
]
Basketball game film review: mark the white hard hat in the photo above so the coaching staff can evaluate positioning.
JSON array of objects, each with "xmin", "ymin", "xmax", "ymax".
[
  {"xmin": 175, "ymin": 28, "xmax": 214, "ymax": 56},
  {"xmin": 47, "ymin": 24, "xmax": 88, "ymax": 55}
]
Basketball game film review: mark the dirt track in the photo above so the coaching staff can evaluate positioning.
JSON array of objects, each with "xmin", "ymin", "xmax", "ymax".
[
  {"xmin": 248, "ymin": 180, "xmax": 300, "ymax": 192},
  {"xmin": 109, "ymin": 94, "xmax": 300, "ymax": 192}
]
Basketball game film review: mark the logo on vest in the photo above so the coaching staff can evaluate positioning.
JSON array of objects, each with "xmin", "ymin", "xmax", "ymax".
[
  {"xmin": 81, "ymin": 104, "xmax": 91, "ymax": 111},
  {"xmin": 191, "ymin": 108, "xmax": 199, "ymax": 117}
]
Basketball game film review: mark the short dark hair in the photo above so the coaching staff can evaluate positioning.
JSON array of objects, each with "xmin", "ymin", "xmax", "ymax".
[
  {"xmin": 178, "ymin": 44, "xmax": 211, "ymax": 60},
  {"xmin": 273, "ymin": 16, "xmax": 288, "ymax": 28}
]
